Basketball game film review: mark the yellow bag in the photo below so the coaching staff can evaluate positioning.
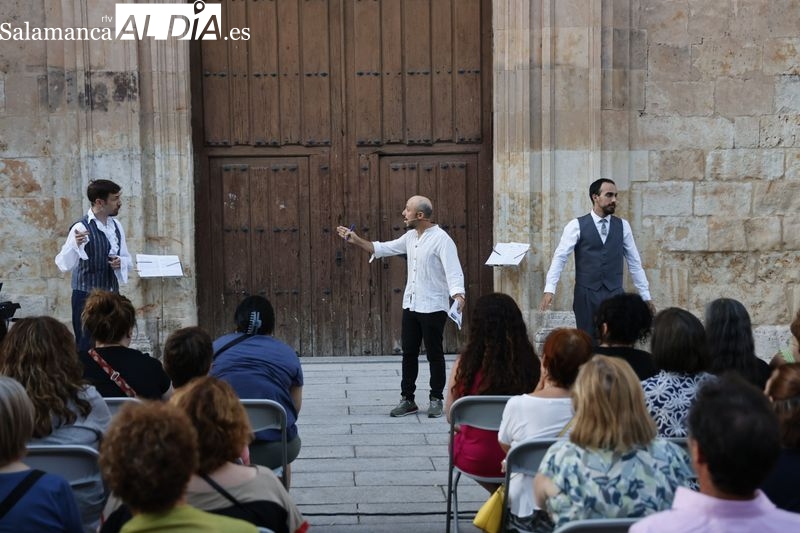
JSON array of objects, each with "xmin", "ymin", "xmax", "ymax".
[{"xmin": 472, "ymin": 484, "xmax": 505, "ymax": 533}]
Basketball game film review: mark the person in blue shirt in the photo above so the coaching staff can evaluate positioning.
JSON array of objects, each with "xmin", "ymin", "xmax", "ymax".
[{"xmin": 211, "ymin": 296, "xmax": 303, "ymax": 486}]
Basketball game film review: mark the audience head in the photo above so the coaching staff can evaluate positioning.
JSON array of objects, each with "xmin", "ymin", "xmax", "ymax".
[
  {"xmin": 81, "ymin": 289, "xmax": 136, "ymax": 344},
  {"xmin": 688, "ymin": 377, "xmax": 780, "ymax": 498},
  {"xmin": 170, "ymin": 376, "xmax": 252, "ymax": 475},
  {"xmin": 594, "ymin": 293, "xmax": 653, "ymax": 346},
  {"xmin": 704, "ymin": 298, "xmax": 762, "ymax": 384},
  {"xmin": 0, "ymin": 316, "xmax": 90, "ymax": 437},
  {"xmin": 235, "ymin": 295, "xmax": 275, "ymax": 335},
  {"xmin": 651, "ymin": 307, "xmax": 710, "ymax": 374},
  {"xmin": 541, "ymin": 328, "xmax": 593, "ymax": 389},
  {"xmin": 765, "ymin": 363, "xmax": 800, "ymax": 449},
  {"xmin": 0, "ymin": 376, "xmax": 35, "ymax": 467},
  {"xmin": 454, "ymin": 292, "xmax": 540, "ymax": 395},
  {"xmin": 570, "ymin": 355, "xmax": 656, "ymax": 453},
  {"xmin": 100, "ymin": 401, "xmax": 198, "ymax": 514},
  {"xmin": 163, "ymin": 327, "xmax": 214, "ymax": 388}
]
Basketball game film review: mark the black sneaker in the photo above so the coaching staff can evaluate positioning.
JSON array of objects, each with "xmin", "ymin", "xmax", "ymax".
[{"xmin": 389, "ymin": 398, "xmax": 419, "ymax": 417}]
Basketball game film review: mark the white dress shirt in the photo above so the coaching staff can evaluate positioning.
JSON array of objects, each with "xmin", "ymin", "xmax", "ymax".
[
  {"xmin": 55, "ymin": 208, "xmax": 132, "ymax": 285},
  {"xmin": 543, "ymin": 211, "xmax": 650, "ymax": 299},
  {"xmin": 371, "ymin": 225, "xmax": 465, "ymax": 313}
]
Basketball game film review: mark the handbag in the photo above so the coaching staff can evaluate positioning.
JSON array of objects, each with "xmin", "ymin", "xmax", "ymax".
[{"xmin": 473, "ymin": 484, "xmax": 505, "ymax": 533}]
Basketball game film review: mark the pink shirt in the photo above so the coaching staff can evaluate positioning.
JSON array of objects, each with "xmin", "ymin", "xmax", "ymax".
[{"xmin": 631, "ymin": 487, "xmax": 800, "ymax": 533}]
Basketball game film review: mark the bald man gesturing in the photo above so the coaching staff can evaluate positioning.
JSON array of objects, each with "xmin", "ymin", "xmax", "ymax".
[{"xmin": 337, "ymin": 196, "xmax": 465, "ymax": 418}]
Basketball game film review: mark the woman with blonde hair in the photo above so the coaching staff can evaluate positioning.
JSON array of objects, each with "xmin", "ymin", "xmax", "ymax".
[
  {"xmin": 0, "ymin": 376, "xmax": 83, "ymax": 532},
  {"xmin": 80, "ymin": 289, "xmax": 172, "ymax": 399},
  {"xmin": 534, "ymin": 356, "xmax": 694, "ymax": 530},
  {"xmin": 0, "ymin": 316, "xmax": 111, "ymax": 531}
]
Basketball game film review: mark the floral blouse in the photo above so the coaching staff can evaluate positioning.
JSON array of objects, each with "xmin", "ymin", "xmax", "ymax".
[
  {"xmin": 642, "ymin": 371, "xmax": 715, "ymax": 437},
  {"xmin": 538, "ymin": 439, "xmax": 695, "ymax": 528}
]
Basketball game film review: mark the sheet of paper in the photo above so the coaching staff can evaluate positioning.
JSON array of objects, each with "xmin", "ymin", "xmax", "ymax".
[
  {"xmin": 136, "ymin": 254, "xmax": 184, "ymax": 278},
  {"xmin": 485, "ymin": 242, "xmax": 531, "ymax": 266},
  {"xmin": 448, "ymin": 300, "xmax": 463, "ymax": 330}
]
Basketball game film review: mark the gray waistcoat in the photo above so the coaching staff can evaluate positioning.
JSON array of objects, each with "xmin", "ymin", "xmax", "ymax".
[
  {"xmin": 574, "ymin": 214, "xmax": 624, "ymax": 291},
  {"xmin": 71, "ymin": 216, "xmax": 120, "ymax": 292}
]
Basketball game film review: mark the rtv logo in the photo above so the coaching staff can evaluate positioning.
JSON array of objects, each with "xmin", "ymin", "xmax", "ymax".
[{"xmin": 115, "ymin": 1, "xmax": 250, "ymax": 41}]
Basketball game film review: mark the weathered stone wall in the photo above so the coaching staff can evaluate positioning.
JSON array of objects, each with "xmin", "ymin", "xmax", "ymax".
[
  {"xmin": 0, "ymin": 1, "xmax": 196, "ymax": 355},
  {"xmin": 494, "ymin": 0, "xmax": 800, "ymax": 357}
]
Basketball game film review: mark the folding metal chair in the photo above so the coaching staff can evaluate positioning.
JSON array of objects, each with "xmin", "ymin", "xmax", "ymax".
[
  {"xmin": 552, "ymin": 517, "xmax": 639, "ymax": 533},
  {"xmin": 103, "ymin": 396, "xmax": 140, "ymax": 416},
  {"xmin": 500, "ymin": 438, "xmax": 559, "ymax": 532},
  {"xmin": 25, "ymin": 444, "xmax": 100, "ymax": 484},
  {"xmin": 241, "ymin": 399, "xmax": 289, "ymax": 488},
  {"xmin": 446, "ymin": 395, "xmax": 511, "ymax": 533}
]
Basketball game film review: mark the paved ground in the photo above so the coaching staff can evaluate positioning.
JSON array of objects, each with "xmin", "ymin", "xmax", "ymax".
[{"xmin": 291, "ymin": 356, "xmax": 485, "ymax": 532}]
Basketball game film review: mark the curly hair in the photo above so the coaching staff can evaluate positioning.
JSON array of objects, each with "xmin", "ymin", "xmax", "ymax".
[
  {"xmin": 542, "ymin": 328, "xmax": 593, "ymax": 388},
  {"xmin": 705, "ymin": 298, "xmax": 764, "ymax": 386},
  {"xmin": 594, "ymin": 293, "xmax": 653, "ymax": 345},
  {"xmin": 0, "ymin": 317, "xmax": 91, "ymax": 438},
  {"xmin": 99, "ymin": 401, "xmax": 198, "ymax": 513},
  {"xmin": 81, "ymin": 289, "xmax": 136, "ymax": 344},
  {"xmin": 765, "ymin": 363, "xmax": 800, "ymax": 449},
  {"xmin": 170, "ymin": 376, "xmax": 252, "ymax": 474},
  {"xmin": 571, "ymin": 355, "xmax": 656, "ymax": 453},
  {"xmin": 0, "ymin": 376, "xmax": 35, "ymax": 466},
  {"xmin": 163, "ymin": 327, "xmax": 213, "ymax": 388},
  {"xmin": 452, "ymin": 293, "xmax": 540, "ymax": 397}
]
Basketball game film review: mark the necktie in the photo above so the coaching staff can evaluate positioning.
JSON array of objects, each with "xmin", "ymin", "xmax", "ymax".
[{"xmin": 600, "ymin": 219, "xmax": 608, "ymax": 238}]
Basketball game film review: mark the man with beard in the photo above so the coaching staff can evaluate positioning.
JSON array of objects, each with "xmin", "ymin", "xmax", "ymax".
[
  {"xmin": 56, "ymin": 179, "xmax": 132, "ymax": 351},
  {"xmin": 539, "ymin": 178, "xmax": 653, "ymax": 339},
  {"xmin": 336, "ymin": 195, "xmax": 465, "ymax": 418}
]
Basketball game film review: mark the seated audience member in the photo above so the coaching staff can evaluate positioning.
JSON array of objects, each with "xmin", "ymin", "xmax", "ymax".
[
  {"xmin": 175, "ymin": 377, "xmax": 308, "ymax": 533},
  {"xmin": 498, "ymin": 328, "xmax": 593, "ymax": 531},
  {"xmin": 761, "ymin": 363, "xmax": 800, "ymax": 512},
  {"xmin": 705, "ymin": 297, "xmax": 771, "ymax": 388},
  {"xmin": 632, "ymin": 377, "xmax": 800, "ymax": 532},
  {"xmin": 0, "ymin": 376, "xmax": 83, "ymax": 532},
  {"xmin": 99, "ymin": 401, "xmax": 256, "ymax": 533},
  {"xmin": 642, "ymin": 308, "xmax": 715, "ymax": 437},
  {"xmin": 534, "ymin": 356, "xmax": 694, "ymax": 531},
  {"xmin": 211, "ymin": 296, "xmax": 304, "ymax": 477},
  {"xmin": 0, "ymin": 316, "xmax": 111, "ymax": 531},
  {"xmin": 80, "ymin": 290, "xmax": 172, "ymax": 399},
  {"xmin": 445, "ymin": 293, "xmax": 541, "ymax": 493},
  {"xmin": 772, "ymin": 309, "xmax": 800, "ymax": 367},
  {"xmin": 592, "ymin": 293, "xmax": 657, "ymax": 379},
  {"xmin": 163, "ymin": 326, "xmax": 214, "ymax": 388}
]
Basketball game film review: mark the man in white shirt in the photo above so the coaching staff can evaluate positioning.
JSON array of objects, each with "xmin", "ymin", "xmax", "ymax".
[
  {"xmin": 337, "ymin": 196, "xmax": 465, "ymax": 418},
  {"xmin": 539, "ymin": 178, "xmax": 654, "ymax": 338},
  {"xmin": 55, "ymin": 179, "xmax": 132, "ymax": 351}
]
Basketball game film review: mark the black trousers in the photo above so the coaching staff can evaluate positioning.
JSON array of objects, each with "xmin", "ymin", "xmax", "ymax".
[
  {"xmin": 573, "ymin": 284, "xmax": 623, "ymax": 341},
  {"xmin": 400, "ymin": 309, "xmax": 448, "ymax": 402},
  {"xmin": 71, "ymin": 289, "xmax": 92, "ymax": 353}
]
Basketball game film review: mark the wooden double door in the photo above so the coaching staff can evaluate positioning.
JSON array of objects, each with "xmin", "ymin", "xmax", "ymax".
[{"xmin": 193, "ymin": 0, "xmax": 493, "ymax": 355}]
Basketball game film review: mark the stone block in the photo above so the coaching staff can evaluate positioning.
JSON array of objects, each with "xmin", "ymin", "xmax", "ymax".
[
  {"xmin": 782, "ymin": 215, "xmax": 800, "ymax": 249},
  {"xmin": 601, "ymin": 109, "xmax": 631, "ymax": 149},
  {"xmin": 728, "ymin": 0, "xmax": 772, "ymax": 38},
  {"xmin": 640, "ymin": 181, "xmax": 693, "ymax": 216},
  {"xmin": 760, "ymin": 115, "xmax": 800, "ymax": 147},
  {"xmin": 706, "ymin": 149, "xmax": 784, "ymax": 181},
  {"xmin": 1, "ymin": 74, "xmax": 39, "ymax": 116},
  {"xmin": 554, "ymin": 27, "xmax": 590, "ymax": 69},
  {"xmin": 694, "ymin": 182, "xmax": 753, "ymax": 216},
  {"xmin": 555, "ymin": 0, "xmax": 591, "ymax": 27},
  {"xmin": 754, "ymin": 326, "xmax": 792, "ymax": 363},
  {"xmin": 744, "ymin": 217, "xmax": 783, "ymax": 251},
  {"xmin": 707, "ymin": 216, "xmax": 748, "ymax": 251},
  {"xmin": 554, "ymin": 110, "xmax": 592, "ymax": 149},
  {"xmin": 688, "ymin": 0, "xmax": 731, "ymax": 37},
  {"xmin": 646, "ymin": 81, "xmax": 714, "ymax": 116},
  {"xmin": 554, "ymin": 66, "xmax": 591, "ymax": 111},
  {"xmin": 636, "ymin": 116, "xmax": 734, "ymax": 150},
  {"xmin": 715, "ymin": 77, "xmax": 775, "ymax": 117},
  {"xmin": 691, "ymin": 38, "xmax": 761, "ymax": 78},
  {"xmin": 631, "ymin": 70, "xmax": 647, "ymax": 111},
  {"xmin": 753, "ymin": 180, "xmax": 800, "ymax": 214},
  {"xmin": 645, "ymin": 216, "xmax": 708, "ymax": 251},
  {"xmin": 764, "ymin": 1, "xmax": 800, "ymax": 38},
  {"xmin": 762, "ymin": 38, "xmax": 800, "ymax": 76},
  {"xmin": 639, "ymin": 0, "xmax": 690, "ymax": 45},
  {"xmin": 734, "ymin": 116, "xmax": 761, "ymax": 148},
  {"xmin": 776, "ymin": 76, "xmax": 800, "ymax": 113},
  {"xmin": 648, "ymin": 44, "xmax": 692, "ymax": 81},
  {"xmin": 649, "ymin": 149, "xmax": 705, "ymax": 181},
  {"xmin": 786, "ymin": 150, "xmax": 800, "ymax": 180},
  {"xmin": 689, "ymin": 283, "xmax": 789, "ymax": 327}
]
